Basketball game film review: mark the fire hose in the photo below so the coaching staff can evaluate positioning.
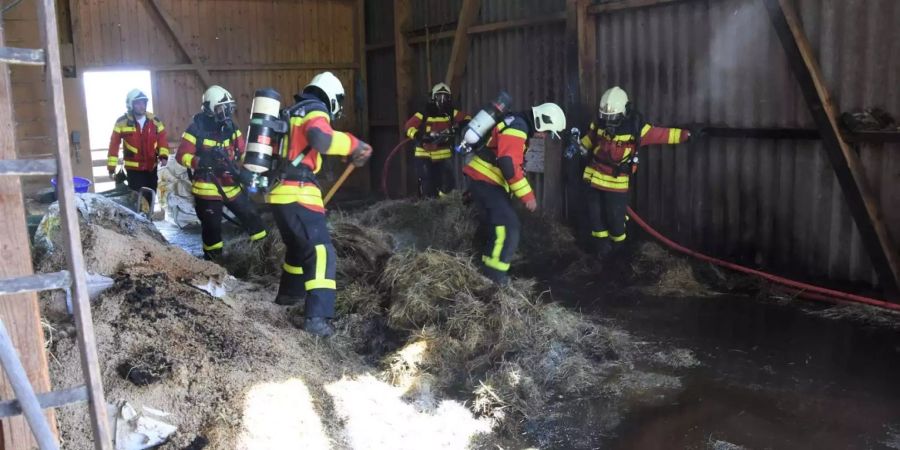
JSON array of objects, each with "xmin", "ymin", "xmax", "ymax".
[
  {"xmin": 379, "ymin": 137, "xmax": 896, "ymax": 311},
  {"xmin": 625, "ymin": 206, "xmax": 899, "ymax": 311}
]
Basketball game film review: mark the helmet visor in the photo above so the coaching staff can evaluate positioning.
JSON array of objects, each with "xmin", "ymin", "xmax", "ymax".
[
  {"xmin": 213, "ymin": 102, "xmax": 235, "ymax": 122},
  {"xmin": 598, "ymin": 111, "xmax": 624, "ymax": 128},
  {"xmin": 333, "ymin": 93, "xmax": 345, "ymax": 119}
]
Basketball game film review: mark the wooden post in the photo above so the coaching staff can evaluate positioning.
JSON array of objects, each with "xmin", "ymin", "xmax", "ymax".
[
  {"xmin": 394, "ymin": 0, "xmax": 414, "ymax": 196},
  {"xmin": 355, "ymin": 0, "xmax": 369, "ymax": 141},
  {"xmin": 444, "ymin": 0, "xmax": 481, "ymax": 94},
  {"xmin": 577, "ymin": 0, "xmax": 598, "ymax": 111},
  {"xmin": 144, "ymin": 0, "xmax": 213, "ymax": 88},
  {"xmin": 0, "ymin": 21, "xmax": 59, "ymax": 448},
  {"xmin": 764, "ymin": 0, "xmax": 900, "ymax": 299}
]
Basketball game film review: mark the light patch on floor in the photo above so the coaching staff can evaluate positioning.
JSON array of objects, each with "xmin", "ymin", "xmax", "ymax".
[
  {"xmin": 237, "ymin": 379, "xmax": 332, "ymax": 450},
  {"xmin": 326, "ymin": 375, "xmax": 492, "ymax": 450}
]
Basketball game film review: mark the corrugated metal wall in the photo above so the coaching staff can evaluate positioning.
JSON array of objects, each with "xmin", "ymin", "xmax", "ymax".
[
  {"xmin": 369, "ymin": 0, "xmax": 900, "ymax": 288},
  {"xmin": 591, "ymin": 0, "xmax": 900, "ymax": 285}
]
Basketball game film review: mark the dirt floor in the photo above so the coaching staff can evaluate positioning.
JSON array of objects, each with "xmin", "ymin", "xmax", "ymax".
[{"xmin": 32, "ymin": 193, "xmax": 900, "ymax": 449}]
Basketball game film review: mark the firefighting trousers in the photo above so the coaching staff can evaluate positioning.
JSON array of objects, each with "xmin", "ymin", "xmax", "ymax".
[
  {"xmin": 125, "ymin": 169, "xmax": 157, "ymax": 193},
  {"xmin": 194, "ymin": 192, "xmax": 267, "ymax": 255},
  {"xmin": 415, "ymin": 157, "xmax": 454, "ymax": 198},
  {"xmin": 271, "ymin": 203, "xmax": 337, "ymax": 319},
  {"xmin": 468, "ymin": 179, "xmax": 520, "ymax": 283},
  {"xmin": 586, "ymin": 187, "xmax": 629, "ymax": 249}
]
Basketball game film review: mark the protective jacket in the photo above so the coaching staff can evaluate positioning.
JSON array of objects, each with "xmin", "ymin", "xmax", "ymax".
[
  {"xmin": 404, "ymin": 105, "xmax": 470, "ymax": 161},
  {"xmin": 580, "ymin": 118, "xmax": 687, "ymax": 193},
  {"xmin": 462, "ymin": 114, "xmax": 535, "ymax": 204},
  {"xmin": 107, "ymin": 112, "xmax": 170, "ymax": 172},
  {"xmin": 176, "ymin": 114, "xmax": 246, "ymax": 201},
  {"xmin": 264, "ymin": 94, "xmax": 361, "ymax": 213}
]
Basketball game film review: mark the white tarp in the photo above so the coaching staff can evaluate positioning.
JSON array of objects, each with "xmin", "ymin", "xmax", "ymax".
[{"xmin": 157, "ymin": 159, "xmax": 199, "ymax": 228}]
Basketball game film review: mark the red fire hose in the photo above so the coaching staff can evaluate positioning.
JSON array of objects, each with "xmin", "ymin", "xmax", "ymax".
[
  {"xmin": 378, "ymin": 139, "xmax": 896, "ymax": 311},
  {"xmin": 626, "ymin": 206, "xmax": 900, "ymax": 312},
  {"xmin": 381, "ymin": 138, "xmax": 411, "ymax": 198}
]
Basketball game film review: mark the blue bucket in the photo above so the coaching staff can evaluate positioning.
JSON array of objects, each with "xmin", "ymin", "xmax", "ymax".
[{"xmin": 51, "ymin": 176, "xmax": 92, "ymax": 193}]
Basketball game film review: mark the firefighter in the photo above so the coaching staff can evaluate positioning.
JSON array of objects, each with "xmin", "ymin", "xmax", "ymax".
[
  {"xmin": 265, "ymin": 72, "xmax": 372, "ymax": 337},
  {"xmin": 107, "ymin": 89, "xmax": 170, "ymax": 197},
  {"xmin": 579, "ymin": 86, "xmax": 691, "ymax": 257},
  {"xmin": 403, "ymin": 83, "xmax": 470, "ymax": 197},
  {"xmin": 175, "ymin": 85, "xmax": 268, "ymax": 260},
  {"xmin": 462, "ymin": 102, "xmax": 566, "ymax": 284}
]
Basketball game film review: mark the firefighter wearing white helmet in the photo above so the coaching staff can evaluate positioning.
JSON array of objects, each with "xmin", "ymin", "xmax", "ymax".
[
  {"xmin": 462, "ymin": 99, "xmax": 567, "ymax": 284},
  {"xmin": 176, "ymin": 85, "xmax": 268, "ymax": 262},
  {"xmin": 107, "ymin": 88, "xmax": 170, "ymax": 200},
  {"xmin": 403, "ymin": 82, "xmax": 471, "ymax": 197},
  {"xmin": 579, "ymin": 86, "xmax": 692, "ymax": 258},
  {"xmin": 264, "ymin": 71, "xmax": 373, "ymax": 337}
]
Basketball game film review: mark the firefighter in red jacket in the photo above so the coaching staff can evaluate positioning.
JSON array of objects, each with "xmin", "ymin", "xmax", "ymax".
[
  {"xmin": 403, "ymin": 83, "xmax": 470, "ymax": 197},
  {"xmin": 107, "ymin": 89, "xmax": 169, "ymax": 194},
  {"xmin": 176, "ymin": 85, "xmax": 267, "ymax": 260},
  {"xmin": 463, "ymin": 102, "xmax": 566, "ymax": 284},
  {"xmin": 579, "ymin": 86, "xmax": 691, "ymax": 257},
  {"xmin": 265, "ymin": 72, "xmax": 372, "ymax": 337}
]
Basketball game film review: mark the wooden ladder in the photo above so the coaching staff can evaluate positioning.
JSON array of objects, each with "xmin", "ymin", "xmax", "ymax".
[{"xmin": 0, "ymin": 0, "xmax": 112, "ymax": 449}]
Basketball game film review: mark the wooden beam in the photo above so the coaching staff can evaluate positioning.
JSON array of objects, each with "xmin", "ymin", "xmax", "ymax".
[
  {"xmin": 576, "ymin": 0, "xmax": 598, "ymax": 111},
  {"xmin": 143, "ymin": 0, "xmax": 213, "ymax": 88},
  {"xmin": 0, "ymin": 18, "xmax": 59, "ymax": 450},
  {"xmin": 394, "ymin": 0, "xmax": 414, "ymax": 196},
  {"xmin": 80, "ymin": 62, "xmax": 360, "ymax": 72},
  {"xmin": 38, "ymin": 0, "xmax": 114, "ymax": 446},
  {"xmin": 587, "ymin": 0, "xmax": 696, "ymax": 15},
  {"xmin": 407, "ymin": 14, "xmax": 566, "ymax": 45},
  {"xmin": 764, "ymin": 0, "xmax": 900, "ymax": 300},
  {"xmin": 444, "ymin": 0, "xmax": 481, "ymax": 93},
  {"xmin": 355, "ymin": 0, "xmax": 369, "ymax": 141}
]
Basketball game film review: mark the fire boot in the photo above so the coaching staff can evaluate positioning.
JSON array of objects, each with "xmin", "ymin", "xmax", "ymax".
[
  {"xmin": 203, "ymin": 248, "xmax": 223, "ymax": 261},
  {"xmin": 274, "ymin": 293, "xmax": 305, "ymax": 306},
  {"xmin": 303, "ymin": 317, "xmax": 334, "ymax": 337}
]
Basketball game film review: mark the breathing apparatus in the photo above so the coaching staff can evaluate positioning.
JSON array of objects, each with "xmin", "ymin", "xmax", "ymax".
[
  {"xmin": 242, "ymin": 88, "xmax": 289, "ymax": 193},
  {"xmin": 455, "ymin": 91, "xmax": 513, "ymax": 154}
]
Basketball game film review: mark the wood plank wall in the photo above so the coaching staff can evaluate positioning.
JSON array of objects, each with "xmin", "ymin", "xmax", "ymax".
[{"xmin": 4, "ymin": 0, "xmax": 367, "ymax": 195}]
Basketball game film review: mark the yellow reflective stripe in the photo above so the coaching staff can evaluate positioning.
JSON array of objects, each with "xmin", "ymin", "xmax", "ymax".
[
  {"xmin": 265, "ymin": 184, "xmax": 324, "ymax": 206},
  {"xmin": 182, "ymin": 133, "xmax": 197, "ymax": 144},
  {"xmin": 305, "ymin": 244, "xmax": 335, "ymax": 290},
  {"xmin": 610, "ymin": 233, "xmax": 627, "ymax": 242},
  {"xmin": 469, "ymin": 156, "xmax": 508, "ymax": 190},
  {"xmin": 430, "ymin": 149, "xmax": 452, "ymax": 160},
  {"xmin": 583, "ymin": 167, "xmax": 629, "ymax": 188},
  {"xmin": 592, "ymin": 230, "xmax": 609, "ymax": 238},
  {"xmin": 482, "ymin": 226, "xmax": 510, "ymax": 272},
  {"xmin": 589, "ymin": 122, "xmax": 596, "ymax": 131},
  {"xmin": 510, "ymin": 178, "xmax": 532, "ymax": 198},
  {"xmin": 580, "ymin": 135, "xmax": 593, "ymax": 148},
  {"xmin": 329, "ymin": 132, "xmax": 352, "ymax": 156},
  {"xmin": 414, "ymin": 113, "xmax": 423, "ymax": 119},
  {"xmin": 124, "ymin": 160, "xmax": 140, "ymax": 168},
  {"xmin": 158, "ymin": 147, "xmax": 170, "ymax": 157},
  {"xmin": 192, "ymin": 182, "xmax": 241, "ymax": 199},
  {"xmin": 306, "ymin": 111, "xmax": 330, "ymax": 121},
  {"xmin": 118, "ymin": 126, "xmax": 136, "ymax": 133},
  {"xmin": 668, "ymin": 129, "xmax": 681, "ymax": 144},
  {"xmin": 123, "ymin": 141, "xmax": 139, "ymax": 153},
  {"xmin": 426, "ymin": 116, "xmax": 450, "ymax": 123},
  {"xmin": 306, "ymin": 279, "xmax": 336, "ymax": 290},
  {"xmin": 315, "ymin": 245, "xmax": 327, "ymax": 280},
  {"xmin": 156, "ymin": 123, "xmax": 166, "ymax": 132},
  {"xmin": 414, "ymin": 148, "xmax": 429, "ymax": 158},
  {"xmin": 407, "ymin": 127, "xmax": 419, "ymax": 139},
  {"xmin": 203, "ymin": 241, "xmax": 224, "ymax": 251},
  {"xmin": 202, "ymin": 139, "xmax": 219, "ymax": 147},
  {"xmin": 234, "ymin": 129, "xmax": 242, "ymax": 137},
  {"xmin": 249, "ymin": 230, "xmax": 267, "ymax": 241},
  {"xmin": 282, "ymin": 262, "xmax": 304, "ymax": 275},
  {"xmin": 181, "ymin": 153, "xmax": 194, "ymax": 167},
  {"xmin": 106, "ymin": 156, "xmax": 118, "ymax": 166},
  {"xmin": 641, "ymin": 124, "xmax": 652, "ymax": 137},
  {"xmin": 501, "ymin": 128, "xmax": 528, "ymax": 140}
]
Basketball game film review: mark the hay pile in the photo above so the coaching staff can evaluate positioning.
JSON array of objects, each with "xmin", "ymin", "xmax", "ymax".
[
  {"xmin": 376, "ymin": 249, "xmax": 686, "ymax": 434},
  {"xmin": 36, "ymin": 194, "xmax": 707, "ymax": 448}
]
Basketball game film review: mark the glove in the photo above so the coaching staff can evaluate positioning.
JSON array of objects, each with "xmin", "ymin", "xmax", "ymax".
[
  {"xmin": 108, "ymin": 168, "xmax": 116, "ymax": 178},
  {"xmin": 687, "ymin": 125, "xmax": 706, "ymax": 141},
  {"xmin": 350, "ymin": 142, "xmax": 373, "ymax": 167},
  {"xmin": 524, "ymin": 198, "xmax": 538, "ymax": 212},
  {"xmin": 564, "ymin": 144, "xmax": 588, "ymax": 160}
]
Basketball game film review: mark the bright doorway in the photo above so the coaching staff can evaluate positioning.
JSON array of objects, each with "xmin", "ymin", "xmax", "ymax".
[{"xmin": 82, "ymin": 70, "xmax": 152, "ymax": 192}]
